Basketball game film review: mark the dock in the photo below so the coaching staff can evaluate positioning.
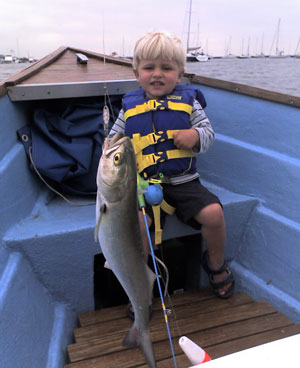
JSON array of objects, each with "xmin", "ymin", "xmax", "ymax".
[{"xmin": 65, "ymin": 289, "xmax": 300, "ymax": 367}]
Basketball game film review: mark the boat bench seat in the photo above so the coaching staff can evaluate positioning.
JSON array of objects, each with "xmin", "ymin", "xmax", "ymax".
[{"xmin": 161, "ymin": 214, "xmax": 201, "ymax": 242}]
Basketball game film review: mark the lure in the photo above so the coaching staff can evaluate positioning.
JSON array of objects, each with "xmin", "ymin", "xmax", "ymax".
[{"xmin": 103, "ymin": 105, "xmax": 110, "ymax": 137}]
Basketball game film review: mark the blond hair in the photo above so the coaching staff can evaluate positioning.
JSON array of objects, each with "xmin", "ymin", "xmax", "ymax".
[{"xmin": 133, "ymin": 31, "xmax": 186, "ymax": 73}]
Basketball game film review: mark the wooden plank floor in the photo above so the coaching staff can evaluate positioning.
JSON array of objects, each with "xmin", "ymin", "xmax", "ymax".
[{"xmin": 65, "ymin": 289, "xmax": 300, "ymax": 367}]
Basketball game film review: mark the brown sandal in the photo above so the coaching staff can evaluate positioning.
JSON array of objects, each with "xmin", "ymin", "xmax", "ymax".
[{"xmin": 202, "ymin": 250, "xmax": 235, "ymax": 299}]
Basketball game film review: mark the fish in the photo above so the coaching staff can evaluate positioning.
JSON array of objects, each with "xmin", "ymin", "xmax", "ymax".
[{"xmin": 95, "ymin": 132, "xmax": 157, "ymax": 368}]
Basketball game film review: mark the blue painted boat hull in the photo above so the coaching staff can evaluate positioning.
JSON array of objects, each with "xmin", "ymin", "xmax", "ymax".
[{"xmin": 0, "ymin": 75, "xmax": 299, "ymax": 367}]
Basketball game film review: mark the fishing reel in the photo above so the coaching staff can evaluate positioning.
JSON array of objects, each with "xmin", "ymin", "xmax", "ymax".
[
  {"xmin": 137, "ymin": 172, "xmax": 164, "ymax": 207},
  {"xmin": 145, "ymin": 183, "xmax": 163, "ymax": 206}
]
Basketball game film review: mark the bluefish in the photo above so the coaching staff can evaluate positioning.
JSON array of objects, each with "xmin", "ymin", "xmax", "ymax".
[{"xmin": 95, "ymin": 133, "xmax": 157, "ymax": 368}]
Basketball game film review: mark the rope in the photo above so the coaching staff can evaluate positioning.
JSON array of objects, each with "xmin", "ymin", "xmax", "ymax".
[{"xmin": 28, "ymin": 146, "xmax": 96, "ymax": 207}]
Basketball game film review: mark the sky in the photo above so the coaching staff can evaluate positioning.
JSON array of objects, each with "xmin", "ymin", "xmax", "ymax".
[{"xmin": 1, "ymin": 0, "xmax": 299, "ymax": 59}]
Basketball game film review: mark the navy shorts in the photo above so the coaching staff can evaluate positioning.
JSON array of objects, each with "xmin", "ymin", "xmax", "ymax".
[{"xmin": 144, "ymin": 179, "xmax": 222, "ymax": 231}]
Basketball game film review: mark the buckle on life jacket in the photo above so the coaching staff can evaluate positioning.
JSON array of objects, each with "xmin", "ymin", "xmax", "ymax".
[
  {"xmin": 124, "ymin": 99, "xmax": 192, "ymax": 122},
  {"xmin": 136, "ymin": 151, "xmax": 166, "ymax": 172},
  {"xmin": 124, "ymin": 99, "xmax": 169, "ymax": 121},
  {"xmin": 137, "ymin": 130, "xmax": 171, "ymax": 151},
  {"xmin": 136, "ymin": 148, "xmax": 195, "ymax": 173},
  {"xmin": 148, "ymin": 173, "xmax": 165, "ymax": 184},
  {"xmin": 146, "ymin": 99, "xmax": 162, "ymax": 111},
  {"xmin": 150, "ymin": 131, "xmax": 168, "ymax": 144},
  {"xmin": 150, "ymin": 151, "xmax": 167, "ymax": 165}
]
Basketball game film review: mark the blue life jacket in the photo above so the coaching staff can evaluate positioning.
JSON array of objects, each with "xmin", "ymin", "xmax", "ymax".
[{"xmin": 123, "ymin": 84, "xmax": 206, "ymax": 178}]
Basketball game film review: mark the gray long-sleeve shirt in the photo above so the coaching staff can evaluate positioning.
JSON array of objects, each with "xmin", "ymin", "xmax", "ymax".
[{"xmin": 109, "ymin": 99, "xmax": 215, "ymax": 185}]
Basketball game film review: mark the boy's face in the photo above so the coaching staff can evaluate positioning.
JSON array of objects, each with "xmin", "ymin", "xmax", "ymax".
[{"xmin": 134, "ymin": 58, "xmax": 183, "ymax": 99}]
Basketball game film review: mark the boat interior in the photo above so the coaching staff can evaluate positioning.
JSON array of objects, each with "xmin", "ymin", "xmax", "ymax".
[{"xmin": 0, "ymin": 47, "xmax": 300, "ymax": 367}]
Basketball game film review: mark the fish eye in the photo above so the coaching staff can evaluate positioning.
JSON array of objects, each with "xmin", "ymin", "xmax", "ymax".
[{"xmin": 113, "ymin": 153, "xmax": 122, "ymax": 165}]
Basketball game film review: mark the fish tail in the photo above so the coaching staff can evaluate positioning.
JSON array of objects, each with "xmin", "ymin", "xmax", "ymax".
[
  {"xmin": 123, "ymin": 323, "xmax": 139, "ymax": 348},
  {"xmin": 123, "ymin": 323, "xmax": 157, "ymax": 367}
]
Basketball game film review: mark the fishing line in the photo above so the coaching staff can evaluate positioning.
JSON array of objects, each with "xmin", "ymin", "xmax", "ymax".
[
  {"xmin": 154, "ymin": 256, "xmax": 183, "ymax": 340},
  {"xmin": 141, "ymin": 207, "xmax": 178, "ymax": 368},
  {"xmin": 103, "ymin": 89, "xmax": 117, "ymax": 138},
  {"xmin": 154, "ymin": 256, "xmax": 169, "ymax": 297},
  {"xmin": 155, "ymin": 248, "xmax": 183, "ymax": 338},
  {"xmin": 102, "ymin": 17, "xmax": 111, "ymax": 138}
]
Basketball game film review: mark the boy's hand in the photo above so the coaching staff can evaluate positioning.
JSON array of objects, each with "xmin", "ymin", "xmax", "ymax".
[{"xmin": 173, "ymin": 129, "xmax": 199, "ymax": 150}]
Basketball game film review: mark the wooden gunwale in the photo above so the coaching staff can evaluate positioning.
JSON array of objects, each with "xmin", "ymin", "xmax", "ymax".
[
  {"xmin": 3, "ymin": 47, "xmax": 132, "ymax": 87},
  {"xmin": 192, "ymin": 74, "xmax": 300, "ymax": 108},
  {"xmin": 1, "ymin": 46, "xmax": 299, "ymax": 108},
  {"xmin": 0, "ymin": 46, "xmax": 133, "ymax": 98},
  {"xmin": 2, "ymin": 46, "xmax": 69, "ymax": 88}
]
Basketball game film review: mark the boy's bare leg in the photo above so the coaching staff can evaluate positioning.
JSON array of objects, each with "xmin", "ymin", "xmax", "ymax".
[
  {"xmin": 194, "ymin": 203, "xmax": 232, "ymax": 296},
  {"xmin": 138, "ymin": 204, "xmax": 232, "ymax": 296}
]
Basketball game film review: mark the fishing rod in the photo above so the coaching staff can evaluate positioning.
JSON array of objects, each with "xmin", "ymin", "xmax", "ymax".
[{"xmin": 137, "ymin": 173, "xmax": 178, "ymax": 368}]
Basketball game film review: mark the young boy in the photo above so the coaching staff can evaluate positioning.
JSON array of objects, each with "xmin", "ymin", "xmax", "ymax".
[{"xmin": 109, "ymin": 31, "xmax": 234, "ymax": 316}]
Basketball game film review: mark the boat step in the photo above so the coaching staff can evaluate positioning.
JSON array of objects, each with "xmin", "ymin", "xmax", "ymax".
[{"xmin": 65, "ymin": 289, "xmax": 300, "ymax": 367}]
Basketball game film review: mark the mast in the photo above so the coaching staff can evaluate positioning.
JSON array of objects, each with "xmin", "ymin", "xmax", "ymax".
[
  {"xmin": 276, "ymin": 18, "xmax": 281, "ymax": 56},
  {"xmin": 186, "ymin": 0, "xmax": 192, "ymax": 52},
  {"xmin": 261, "ymin": 32, "xmax": 264, "ymax": 55},
  {"xmin": 295, "ymin": 37, "xmax": 300, "ymax": 56},
  {"xmin": 247, "ymin": 36, "xmax": 251, "ymax": 56},
  {"xmin": 269, "ymin": 18, "xmax": 281, "ymax": 56}
]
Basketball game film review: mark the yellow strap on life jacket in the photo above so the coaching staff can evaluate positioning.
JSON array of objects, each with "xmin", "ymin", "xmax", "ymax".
[
  {"xmin": 152, "ymin": 205, "xmax": 163, "ymax": 245},
  {"xmin": 131, "ymin": 130, "xmax": 179, "ymax": 155},
  {"xmin": 161, "ymin": 199, "xmax": 176, "ymax": 215},
  {"xmin": 124, "ymin": 99, "xmax": 193, "ymax": 122},
  {"xmin": 152, "ymin": 199, "xmax": 176, "ymax": 245},
  {"xmin": 136, "ymin": 149, "xmax": 195, "ymax": 174},
  {"xmin": 168, "ymin": 101, "xmax": 193, "ymax": 115}
]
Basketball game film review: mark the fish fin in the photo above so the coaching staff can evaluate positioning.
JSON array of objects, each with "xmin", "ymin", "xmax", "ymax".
[
  {"xmin": 123, "ymin": 323, "xmax": 139, "ymax": 348},
  {"xmin": 123, "ymin": 324, "xmax": 157, "ymax": 367},
  {"xmin": 94, "ymin": 199, "xmax": 106, "ymax": 242}
]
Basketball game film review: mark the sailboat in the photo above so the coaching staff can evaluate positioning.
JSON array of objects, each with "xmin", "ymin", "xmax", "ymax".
[
  {"xmin": 186, "ymin": 0, "xmax": 209, "ymax": 62},
  {"xmin": 223, "ymin": 36, "xmax": 237, "ymax": 58},
  {"xmin": 269, "ymin": 18, "xmax": 288, "ymax": 58},
  {"xmin": 292, "ymin": 37, "xmax": 300, "ymax": 58},
  {"xmin": 237, "ymin": 37, "xmax": 250, "ymax": 59},
  {"xmin": 252, "ymin": 33, "xmax": 267, "ymax": 58}
]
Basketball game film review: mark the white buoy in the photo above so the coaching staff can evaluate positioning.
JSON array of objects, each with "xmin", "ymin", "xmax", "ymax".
[{"xmin": 179, "ymin": 336, "xmax": 211, "ymax": 365}]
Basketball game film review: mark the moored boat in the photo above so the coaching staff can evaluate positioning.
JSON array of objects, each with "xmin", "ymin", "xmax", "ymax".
[
  {"xmin": 0, "ymin": 46, "xmax": 300, "ymax": 367},
  {"xmin": 187, "ymin": 49, "xmax": 210, "ymax": 62}
]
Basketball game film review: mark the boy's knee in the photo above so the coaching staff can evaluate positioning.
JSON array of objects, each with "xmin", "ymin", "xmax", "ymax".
[{"xmin": 195, "ymin": 203, "xmax": 224, "ymax": 227}]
